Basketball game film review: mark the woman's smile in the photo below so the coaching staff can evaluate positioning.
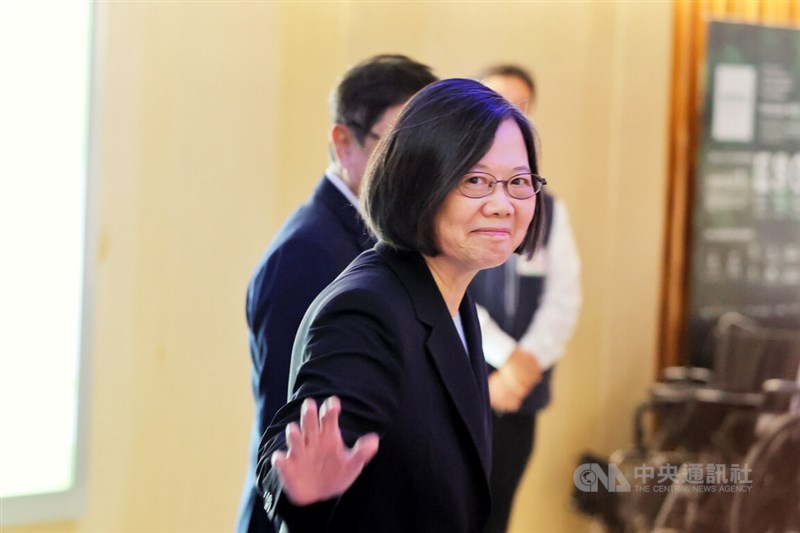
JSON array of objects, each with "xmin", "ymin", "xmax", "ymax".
[{"xmin": 472, "ymin": 227, "xmax": 512, "ymax": 238}]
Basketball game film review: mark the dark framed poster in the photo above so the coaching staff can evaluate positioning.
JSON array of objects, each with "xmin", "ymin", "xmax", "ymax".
[{"xmin": 687, "ymin": 20, "xmax": 800, "ymax": 366}]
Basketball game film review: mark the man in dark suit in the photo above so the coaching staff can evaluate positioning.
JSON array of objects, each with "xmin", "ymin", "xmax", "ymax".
[{"xmin": 237, "ymin": 55, "xmax": 436, "ymax": 533}]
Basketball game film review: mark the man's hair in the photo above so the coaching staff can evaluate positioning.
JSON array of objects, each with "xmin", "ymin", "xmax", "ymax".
[
  {"xmin": 477, "ymin": 64, "xmax": 536, "ymax": 94},
  {"xmin": 363, "ymin": 78, "xmax": 544, "ymax": 259},
  {"xmin": 330, "ymin": 54, "xmax": 437, "ymax": 145}
]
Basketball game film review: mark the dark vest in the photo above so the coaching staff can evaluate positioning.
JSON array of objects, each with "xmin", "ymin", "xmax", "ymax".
[{"xmin": 470, "ymin": 193, "xmax": 555, "ymax": 415}]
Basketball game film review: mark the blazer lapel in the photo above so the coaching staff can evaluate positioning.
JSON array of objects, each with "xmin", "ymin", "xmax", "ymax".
[
  {"xmin": 460, "ymin": 291, "xmax": 493, "ymax": 466},
  {"xmin": 376, "ymin": 243, "xmax": 492, "ymax": 481},
  {"xmin": 425, "ymin": 317, "xmax": 492, "ymax": 479}
]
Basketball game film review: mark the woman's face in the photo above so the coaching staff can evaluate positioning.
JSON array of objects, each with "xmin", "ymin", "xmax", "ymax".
[{"xmin": 433, "ymin": 118, "xmax": 537, "ymax": 274}]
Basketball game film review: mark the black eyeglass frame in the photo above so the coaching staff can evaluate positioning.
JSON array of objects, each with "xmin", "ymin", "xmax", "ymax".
[{"xmin": 457, "ymin": 171, "xmax": 547, "ymax": 200}]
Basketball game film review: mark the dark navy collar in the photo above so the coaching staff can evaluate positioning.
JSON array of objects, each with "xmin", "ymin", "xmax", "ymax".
[{"xmin": 313, "ymin": 176, "xmax": 376, "ymax": 251}]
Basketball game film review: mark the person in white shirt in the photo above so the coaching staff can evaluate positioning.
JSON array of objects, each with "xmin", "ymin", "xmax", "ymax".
[{"xmin": 471, "ymin": 64, "xmax": 582, "ymax": 533}]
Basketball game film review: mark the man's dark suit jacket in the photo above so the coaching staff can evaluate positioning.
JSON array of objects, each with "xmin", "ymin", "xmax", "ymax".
[
  {"xmin": 238, "ymin": 177, "xmax": 374, "ymax": 533},
  {"xmin": 257, "ymin": 243, "xmax": 492, "ymax": 532}
]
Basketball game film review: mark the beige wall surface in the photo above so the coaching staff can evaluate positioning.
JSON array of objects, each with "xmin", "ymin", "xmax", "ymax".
[{"xmin": 8, "ymin": 1, "xmax": 672, "ymax": 532}]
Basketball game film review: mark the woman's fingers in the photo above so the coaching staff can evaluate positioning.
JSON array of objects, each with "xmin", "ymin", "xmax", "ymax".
[
  {"xmin": 319, "ymin": 396, "xmax": 342, "ymax": 442},
  {"xmin": 287, "ymin": 396, "xmax": 341, "ymax": 455},
  {"xmin": 271, "ymin": 450, "xmax": 286, "ymax": 467},
  {"xmin": 341, "ymin": 433, "xmax": 380, "ymax": 484},
  {"xmin": 349, "ymin": 433, "xmax": 380, "ymax": 465},
  {"xmin": 300, "ymin": 398, "xmax": 319, "ymax": 445},
  {"xmin": 285, "ymin": 422, "xmax": 304, "ymax": 456},
  {"xmin": 271, "ymin": 450, "xmax": 288, "ymax": 478},
  {"xmin": 272, "ymin": 398, "xmax": 381, "ymax": 506}
]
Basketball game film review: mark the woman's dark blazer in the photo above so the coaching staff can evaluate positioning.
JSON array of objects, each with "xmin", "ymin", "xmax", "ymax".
[{"xmin": 256, "ymin": 242, "xmax": 492, "ymax": 532}]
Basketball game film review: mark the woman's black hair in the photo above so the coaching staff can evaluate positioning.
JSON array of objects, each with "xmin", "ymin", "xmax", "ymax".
[{"xmin": 362, "ymin": 78, "xmax": 544, "ymax": 258}]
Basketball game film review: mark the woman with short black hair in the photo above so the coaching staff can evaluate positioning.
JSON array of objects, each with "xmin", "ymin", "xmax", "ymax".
[{"xmin": 257, "ymin": 78, "xmax": 546, "ymax": 532}]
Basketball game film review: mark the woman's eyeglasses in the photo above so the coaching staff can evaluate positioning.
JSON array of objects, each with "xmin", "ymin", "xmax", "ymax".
[{"xmin": 457, "ymin": 171, "xmax": 546, "ymax": 200}]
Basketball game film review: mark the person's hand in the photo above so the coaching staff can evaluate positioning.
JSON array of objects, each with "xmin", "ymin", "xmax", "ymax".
[
  {"xmin": 271, "ymin": 396, "xmax": 380, "ymax": 506},
  {"xmin": 488, "ymin": 371, "xmax": 524, "ymax": 413},
  {"xmin": 489, "ymin": 348, "xmax": 543, "ymax": 413},
  {"xmin": 504, "ymin": 347, "xmax": 542, "ymax": 392}
]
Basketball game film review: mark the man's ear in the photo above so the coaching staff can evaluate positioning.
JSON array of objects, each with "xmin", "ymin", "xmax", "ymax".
[{"xmin": 330, "ymin": 123, "xmax": 355, "ymax": 167}]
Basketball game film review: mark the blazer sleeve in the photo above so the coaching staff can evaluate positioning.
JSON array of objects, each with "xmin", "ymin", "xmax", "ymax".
[
  {"xmin": 247, "ymin": 238, "xmax": 347, "ymax": 432},
  {"xmin": 256, "ymin": 287, "xmax": 405, "ymax": 531}
]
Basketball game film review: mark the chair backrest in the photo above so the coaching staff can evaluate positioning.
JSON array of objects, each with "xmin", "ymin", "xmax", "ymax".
[{"xmin": 712, "ymin": 313, "xmax": 800, "ymax": 393}]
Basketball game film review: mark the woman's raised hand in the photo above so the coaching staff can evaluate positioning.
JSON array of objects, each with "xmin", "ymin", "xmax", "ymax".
[{"xmin": 271, "ymin": 396, "xmax": 380, "ymax": 506}]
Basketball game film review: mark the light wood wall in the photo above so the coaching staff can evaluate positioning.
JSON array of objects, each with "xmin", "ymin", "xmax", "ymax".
[{"xmin": 8, "ymin": 2, "xmax": 672, "ymax": 532}]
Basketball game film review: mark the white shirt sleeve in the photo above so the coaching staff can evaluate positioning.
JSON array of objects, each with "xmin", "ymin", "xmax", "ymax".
[
  {"xmin": 477, "ymin": 199, "xmax": 582, "ymax": 370},
  {"xmin": 519, "ymin": 199, "xmax": 582, "ymax": 370},
  {"xmin": 476, "ymin": 304, "xmax": 517, "ymax": 369}
]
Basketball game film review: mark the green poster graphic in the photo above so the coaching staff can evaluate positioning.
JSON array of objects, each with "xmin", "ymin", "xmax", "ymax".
[{"xmin": 688, "ymin": 21, "xmax": 800, "ymax": 365}]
